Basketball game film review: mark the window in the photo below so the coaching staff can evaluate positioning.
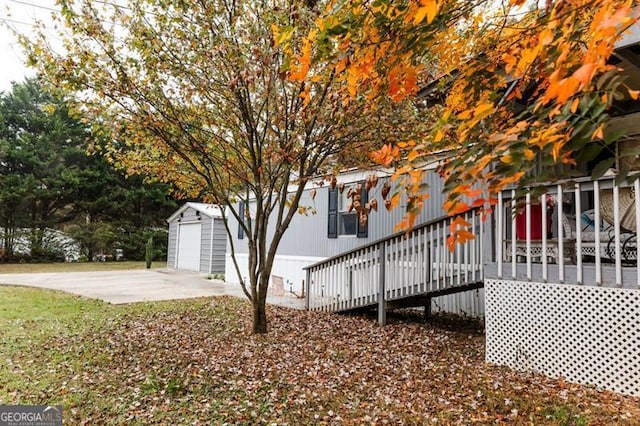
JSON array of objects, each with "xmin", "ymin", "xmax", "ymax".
[
  {"xmin": 328, "ymin": 183, "xmax": 368, "ymax": 238},
  {"xmin": 339, "ymin": 186, "xmax": 357, "ymax": 236}
]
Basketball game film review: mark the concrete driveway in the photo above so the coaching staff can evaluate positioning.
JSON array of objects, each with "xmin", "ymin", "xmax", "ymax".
[{"xmin": 0, "ymin": 269, "xmax": 305, "ymax": 309}]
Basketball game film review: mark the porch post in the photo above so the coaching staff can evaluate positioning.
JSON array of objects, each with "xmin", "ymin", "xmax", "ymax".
[
  {"xmin": 304, "ymin": 269, "xmax": 311, "ymax": 311},
  {"xmin": 378, "ymin": 242, "xmax": 386, "ymax": 326},
  {"xmin": 424, "ymin": 296, "xmax": 432, "ymax": 320}
]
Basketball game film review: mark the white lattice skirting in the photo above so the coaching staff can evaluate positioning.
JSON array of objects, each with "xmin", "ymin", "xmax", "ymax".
[{"xmin": 485, "ymin": 279, "xmax": 640, "ymax": 396}]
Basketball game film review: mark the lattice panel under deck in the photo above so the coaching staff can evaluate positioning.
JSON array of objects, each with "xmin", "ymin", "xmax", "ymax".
[{"xmin": 486, "ymin": 279, "xmax": 640, "ymax": 396}]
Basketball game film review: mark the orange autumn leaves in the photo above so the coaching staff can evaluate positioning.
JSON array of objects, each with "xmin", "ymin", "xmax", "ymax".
[
  {"xmin": 373, "ymin": 0, "xmax": 636, "ymax": 216},
  {"xmin": 276, "ymin": 0, "xmax": 446, "ymax": 100},
  {"xmin": 412, "ymin": 0, "xmax": 440, "ymax": 25},
  {"xmin": 447, "ymin": 215, "xmax": 474, "ymax": 251},
  {"xmin": 279, "ymin": 0, "xmax": 639, "ymax": 247}
]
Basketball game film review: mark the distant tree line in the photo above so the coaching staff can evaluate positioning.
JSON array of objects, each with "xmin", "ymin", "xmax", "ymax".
[{"xmin": 0, "ymin": 80, "xmax": 178, "ymax": 262}]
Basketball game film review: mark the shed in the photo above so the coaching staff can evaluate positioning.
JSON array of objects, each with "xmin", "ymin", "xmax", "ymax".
[{"xmin": 166, "ymin": 202, "xmax": 226, "ymax": 274}]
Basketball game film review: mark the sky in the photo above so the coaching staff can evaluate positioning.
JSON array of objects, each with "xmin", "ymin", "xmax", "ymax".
[{"xmin": 0, "ymin": 0, "xmax": 60, "ymax": 92}]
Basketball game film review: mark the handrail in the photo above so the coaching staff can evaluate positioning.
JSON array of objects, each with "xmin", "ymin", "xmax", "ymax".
[
  {"xmin": 305, "ymin": 206, "xmax": 485, "ymax": 318},
  {"xmin": 503, "ymin": 171, "xmax": 640, "ymax": 193},
  {"xmin": 304, "ymin": 207, "xmax": 482, "ymax": 271}
]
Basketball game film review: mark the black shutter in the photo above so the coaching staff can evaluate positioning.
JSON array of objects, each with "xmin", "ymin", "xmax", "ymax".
[
  {"xmin": 237, "ymin": 201, "xmax": 245, "ymax": 240},
  {"xmin": 357, "ymin": 185, "xmax": 368, "ymax": 238},
  {"xmin": 328, "ymin": 188, "xmax": 338, "ymax": 238}
]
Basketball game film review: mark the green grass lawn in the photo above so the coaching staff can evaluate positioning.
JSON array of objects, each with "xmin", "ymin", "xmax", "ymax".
[
  {"xmin": 1, "ymin": 286, "xmax": 638, "ymax": 425},
  {"xmin": 0, "ymin": 261, "xmax": 152, "ymax": 274}
]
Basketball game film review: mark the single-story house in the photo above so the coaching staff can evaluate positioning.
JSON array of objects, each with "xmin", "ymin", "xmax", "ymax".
[
  {"xmin": 166, "ymin": 18, "xmax": 640, "ymax": 398},
  {"xmin": 224, "ymin": 166, "xmax": 484, "ymax": 314}
]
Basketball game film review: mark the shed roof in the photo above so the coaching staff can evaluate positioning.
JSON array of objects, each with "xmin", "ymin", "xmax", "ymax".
[{"xmin": 166, "ymin": 202, "xmax": 224, "ymax": 222}]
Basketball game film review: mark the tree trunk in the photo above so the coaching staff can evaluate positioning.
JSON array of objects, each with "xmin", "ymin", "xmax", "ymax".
[{"xmin": 252, "ymin": 296, "xmax": 268, "ymax": 334}]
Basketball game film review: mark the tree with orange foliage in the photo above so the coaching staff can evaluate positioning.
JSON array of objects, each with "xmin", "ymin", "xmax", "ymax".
[
  {"xmin": 287, "ymin": 0, "xmax": 639, "ymax": 243},
  {"xmin": 18, "ymin": 0, "xmax": 427, "ymax": 333}
]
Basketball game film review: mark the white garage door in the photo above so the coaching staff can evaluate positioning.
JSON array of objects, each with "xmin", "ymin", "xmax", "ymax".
[{"xmin": 177, "ymin": 223, "xmax": 202, "ymax": 271}]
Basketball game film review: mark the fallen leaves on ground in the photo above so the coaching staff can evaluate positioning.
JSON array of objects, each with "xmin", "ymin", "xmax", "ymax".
[{"xmin": 1, "ymin": 296, "xmax": 638, "ymax": 424}]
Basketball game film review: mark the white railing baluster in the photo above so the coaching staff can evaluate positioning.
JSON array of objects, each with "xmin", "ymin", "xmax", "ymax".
[
  {"xmin": 457, "ymin": 222, "xmax": 462, "ymax": 286},
  {"xmin": 345, "ymin": 255, "xmax": 350, "ymax": 309},
  {"xmin": 635, "ymin": 178, "xmax": 640, "ymax": 288},
  {"xmin": 389, "ymin": 238, "xmax": 402, "ymax": 298},
  {"xmin": 442, "ymin": 221, "xmax": 447, "ymax": 290},
  {"xmin": 436, "ymin": 222, "xmax": 441, "ymax": 290},
  {"xmin": 401, "ymin": 236, "xmax": 405, "ymax": 295},
  {"xmin": 444, "ymin": 218, "xmax": 449, "ymax": 288},
  {"xmin": 326, "ymin": 263, "xmax": 330, "ymax": 311},
  {"xmin": 465, "ymin": 211, "xmax": 470, "ymax": 283},
  {"xmin": 613, "ymin": 183, "xmax": 622, "ymax": 287},
  {"xmin": 395, "ymin": 237, "xmax": 400, "ymax": 297},
  {"xmin": 325, "ymin": 261, "xmax": 336, "ymax": 309},
  {"xmin": 335, "ymin": 259, "xmax": 340, "ymax": 310},
  {"xmin": 471, "ymin": 212, "xmax": 477, "ymax": 281},
  {"xmin": 378, "ymin": 242, "xmax": 386, "ymax": 326},
  {"xmin": 557, "ymin": 184, "xmax": 564, "ymax": 284},
  {"xmin": 575, "ymin": 183, "xmax": 582, "ymax": 284},
  {"xmin": 318, "ymin": 269, "xmax": 322, "ymax": 310},
  {"xmin": 418, "ymin": 228, "xmax": 428, "ymax": 293},
  {"xmin": 415, "ymin": 230, "xmax": 420, "ymax": 294},
  {"xmin": 594, "ymin": 180, "xmax": 602, "ymax": 285},
  {"xmin": 357, "ymin": 251, "xmax": 361, "ymax": 304},
  {"xmin": 395, "ymin": 236, "xmax": 400, "ymax": 297},
  {"xmin": 374, "ymin": 246, "xmax": 378, "ymax": 301},
  {"xmin": 406, "ymin": 232, "xmax": 412, "ymax": 296},
  {"xmin": 365, "ymin": 249, "xmax": 370, "ymax": 305},
  {"xmin": 415, "ymin": 231, "xmax": 420, "ymax": 294},
  {"xmin": 327, "ymin": 261, "xmax": 331, "ymax": 311},
  {"xmin": 511, "ymin": 190, "xmax": 517, "ymax": 279},
  {"xmin": 361, "ymin": 248, "xmax": 364, "ymax": 304},
  {"xmin": 309, "ymin": 271, "xmax": 312, "ymax": 310},
  {"xmin": 479, "ymin": 208, "xmax": 484, "ymax": 278},
  {"xmin": 387, "ymin": 239, "xmax": 393, "ymax": 299},
  {"xmin": 413, "ymin": 230, "xmax": 419, "ymax": 293},
  {"xmin": 371, "ymin": 247, "xmax": 375, "ymax": 303},
  {"xmin": 351, "ymin": 251, "xmax": 357, "ymax": 307},
  {"xmin": 423, "ymin": 228, "xmax": 429, "ymax": 292},
  {"xmin": 328, "ymin": 261, "xmax": 332, "ymax": 311},
  {"xmin": 428, "ymin": 225, "xmax": 433, "ymax": 292},
  {"xmin": 526, "ymin": 190, "xmax": 532, "ymax": 281},
  {"xmin": 541, "ymin": 192, "xmax": 548, "ymax": 283},
  {"xmin": 447, "ymin": 219, "xmax": 457, "ymax": 287},
  {"xmin": 440, "ymin": 220, "xmax": 445, "ymax": 289},
  {"xmin": 497, "ymin": 192, "xmax": 503, "ymax": 278},
  {"xmin": 320, "ymin": 265, "xmax": 325, "ymax": 311},
  {"xmin": 444, "ymin": 219, "xmax": 449, "ymax": 289}
]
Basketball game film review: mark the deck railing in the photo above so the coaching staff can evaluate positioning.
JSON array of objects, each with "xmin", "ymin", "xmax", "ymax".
[
  {"xmin": 304, "ymin": 209, "xmax": 484, "ymax": 323},
  {"xmin": 495, "ymin": 174, "xmax": 640, "ymax": 288}
]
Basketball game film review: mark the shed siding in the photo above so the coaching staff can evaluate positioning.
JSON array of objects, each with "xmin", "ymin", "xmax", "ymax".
[
  {"xmin": 199, "ymin": 216, "xmax": 213, "ymax": 273},
  {"xmin": 211, "ymin": 218, "xmax": 227, "ymax": 274},
  {"xmin": 167, "ymin": 221, "xmax": 177, "ymax": 268}
]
